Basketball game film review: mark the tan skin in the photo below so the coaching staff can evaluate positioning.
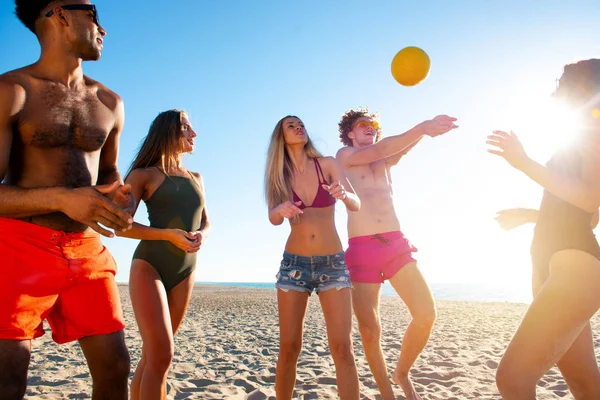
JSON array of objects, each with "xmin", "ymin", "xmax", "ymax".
[
  {"xmin": 268, "ymin": 117, "xmax": 360, "ymax": 400},
  {"xmin": 494, "ymin": 208, "xmax": 598, "ymax": 231},
  {"xmin": 0, "ymin": 1, "xmax": 133, "ymax": 399},
  {"xmin": 117, "ymin": 116, "xmax": 210, "ymax": 400},
  {"xmin": 336, "ymin": 115, "xmax": 457, "ymax": 400},
  {"xmin": 488, "ymin": 113, "xmax": 600, "ymax": 399}
]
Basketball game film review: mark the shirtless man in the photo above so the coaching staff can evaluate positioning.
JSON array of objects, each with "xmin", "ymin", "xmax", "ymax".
[
  {"xmin": 336, "ymin": 109, "xmax": 458, "ymax": 400},
  {"xmin": 0, "ymin": 1, "xmax": 134, "ymax": 399}
]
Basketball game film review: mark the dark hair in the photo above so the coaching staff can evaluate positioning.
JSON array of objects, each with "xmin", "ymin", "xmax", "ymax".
[
  {"xmin": 556, "ymin": 59, "xmax": 600, "ymax": 107},
  {"xmin": 338, "ymin": 108, "xmax": 382, "ymax": 146},
  {"xmin": 15, "ymin": 0, "xmax": 55, "ymax": 34}
]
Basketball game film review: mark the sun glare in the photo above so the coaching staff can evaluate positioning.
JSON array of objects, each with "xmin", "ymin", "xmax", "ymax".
[{"xmin": 500, "ymin": 95, "xmax": 583, "ymax": 162}]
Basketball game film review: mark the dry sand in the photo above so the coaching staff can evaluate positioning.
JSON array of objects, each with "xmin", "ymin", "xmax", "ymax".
[{"xmin": 25, "ymin": 285, "xmax": 600, "ymax": 399}]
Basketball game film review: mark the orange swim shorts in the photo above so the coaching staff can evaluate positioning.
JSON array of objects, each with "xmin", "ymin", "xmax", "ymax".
[{"xmin": 0, "ymin": 217, "xmax": 125, "ymax": 344}]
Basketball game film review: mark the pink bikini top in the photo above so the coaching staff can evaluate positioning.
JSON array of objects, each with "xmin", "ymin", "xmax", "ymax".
[{"xmin": 292, "ymin": 158, "xmax": 336, "ymax": 210}]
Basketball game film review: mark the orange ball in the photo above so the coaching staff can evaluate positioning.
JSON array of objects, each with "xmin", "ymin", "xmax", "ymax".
[{"xmin": 391, "ymin": 46, "xmax": 431, "ymax": 86}]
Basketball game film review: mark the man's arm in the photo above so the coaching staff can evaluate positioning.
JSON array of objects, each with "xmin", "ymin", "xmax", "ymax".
[
  {"xmin": 337, "ymin": 125, "xmax": 424, "ymax": 168},
  {"xmin": 385, "ymin": 137, "xmax": 423, "ymax": 167},
  {"xmin": 98, "ymin": 94, "xmax": 125, "ymax": 186},
  {"xmin": 337, "ymin": 115, "xmax": 457, "ymax": 168},
  {"xmin": 98, "ymin": 92, "xmax": 135, "ymax": 216}
]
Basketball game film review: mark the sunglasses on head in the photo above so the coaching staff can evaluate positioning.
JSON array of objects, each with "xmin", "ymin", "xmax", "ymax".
[{"xmin": 45, "ymin": 4, "xmax": 100, "ymax": 26}]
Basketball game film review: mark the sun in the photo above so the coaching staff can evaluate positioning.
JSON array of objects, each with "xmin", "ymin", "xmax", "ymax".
[{"xmin": 500, "ymin": 94, "xmax": 583, "ymax": 162}]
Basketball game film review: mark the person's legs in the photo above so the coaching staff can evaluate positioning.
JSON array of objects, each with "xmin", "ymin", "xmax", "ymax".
[
  {"xmin": 129, "ymin": 260, "xmax": 173, "ymax": 400},
  {"xmin": 167, "ymin": 272, "xmax": 195, "ymax": 336},
  {"xmin": 44, "ymin": 233, "xmax": 129, "ymax": 399},
  {"xmin": 275, "ymin": 289, "xmax": 309, "ymax": 400},
  {"xmin": 0, "ymin": 340, "xmax": 31, "ymax": 400},
  {"xmin": 130, "ymin": 272, "xmax": 193, "ymax": 400},
  {"xmin": 496, "ymin": 249, "xmax": 600, "ymax": 400},
  {"xmin": 351, "ymin": 282, "xmax": 395, "ymax": 400},
  {"xmin": 78, "ymin": 331, "xmax": 130, "ymax": 400},
  {"xmin": 319, "ymin": 287, "xmax": 360, "ymax": 400},
  {"xmin": 537, "ymin": 258, "xmax": 600, "ymax": 399},
  {"xmin": 130, "ymin": 348, "xmax": 147, "ymax": 400},
  {"xmin": 556, "ymin": 323, "xmax": 600, "ymax": 399},
  {"xmin": 0, "ymin": 219, "xmax": 67, "ymax": 399},
  {"xmin": 388, "ymin": 262, "xmax": 436, "ymax": 400}
]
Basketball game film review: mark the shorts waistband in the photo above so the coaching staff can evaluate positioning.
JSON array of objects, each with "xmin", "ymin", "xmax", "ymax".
[
  {"xmin": 0, "ymin": 217, "xmax": 100, "ymax": 245},
  {"xmin": 282, "ymin": 251, "xmax": 344, "ymax": 266},
  {"xmin": 348, "ymin": 230, "xmax": 405, "ymax": 245}
]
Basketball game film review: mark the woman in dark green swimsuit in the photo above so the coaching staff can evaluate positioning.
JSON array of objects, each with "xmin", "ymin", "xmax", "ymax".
[
  {"xmin": 489, "ymin": 59, "xmax": 600, "ymax": 399},
  {"xmin": 117, "ymin": 110, "xmax": 210, "ymax": 400}
]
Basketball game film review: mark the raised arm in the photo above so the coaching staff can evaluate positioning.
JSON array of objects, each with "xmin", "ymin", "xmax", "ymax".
[
  {"xmin": 488, "ymin": 130, "xmax": 600, "ymax": 213},
  {"xmin": 384, "ymin": 137, "xmax": 423, "ymax": 167},
  {"xmin": 337, "ymin": 124, "xmax": 424, "ymax": 168},
  {"xmin": 337, "ymin": 115, "xmax": 457, "ymax": 168}
]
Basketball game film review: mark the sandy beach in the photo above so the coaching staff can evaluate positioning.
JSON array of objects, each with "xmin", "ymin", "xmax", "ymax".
[{"xmin": 25, "ymin": 284, "xmax": 600, "ymax": 399}]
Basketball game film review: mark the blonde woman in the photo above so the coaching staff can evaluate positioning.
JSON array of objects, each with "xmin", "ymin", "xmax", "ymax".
[
  {"xmin": 118, "ymin": 110, "xmax": 210, "ymax": 400},
  {"xmin": 489, "ymin": 59, "xmax": 600, "ymax": 399},
  {"xmin": 265, "ymin": 115, "xmax": 361, "ymax": 399}
]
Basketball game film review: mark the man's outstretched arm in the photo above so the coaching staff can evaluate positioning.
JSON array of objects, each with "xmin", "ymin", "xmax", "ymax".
[
  {"xmin": 384, "ymin": 137, "xmax": 423, "ymax": 167},
  {"xmin": 337, "ymin": 115, "xmax": 457, "ymax": 168}
]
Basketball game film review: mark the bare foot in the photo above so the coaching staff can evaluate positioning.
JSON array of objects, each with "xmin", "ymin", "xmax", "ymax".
[{"xmin": 392, "ymin": 371, "xmax": 423, "ymax": 400}]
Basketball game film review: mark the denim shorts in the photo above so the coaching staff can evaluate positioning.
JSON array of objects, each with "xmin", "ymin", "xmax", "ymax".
[{"xmin": 275, "ymin": 251, "xmax": 353, "ymax": 295}]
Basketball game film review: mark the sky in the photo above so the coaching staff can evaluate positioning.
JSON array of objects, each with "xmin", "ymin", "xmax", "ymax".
[{"xmin": 1, "ymin": 1, "xmax": 599, "ymax": 286}]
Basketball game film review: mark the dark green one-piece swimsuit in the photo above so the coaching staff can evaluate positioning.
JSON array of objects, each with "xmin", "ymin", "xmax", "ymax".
[{"xmin": 133, "ymin": 168, "xmax": 204, "ymax": 291}]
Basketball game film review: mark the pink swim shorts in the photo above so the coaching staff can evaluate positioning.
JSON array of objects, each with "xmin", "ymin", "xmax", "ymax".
[{"xmin": 345, "ymin": 231, "xmax": 418, "ymax": 283}]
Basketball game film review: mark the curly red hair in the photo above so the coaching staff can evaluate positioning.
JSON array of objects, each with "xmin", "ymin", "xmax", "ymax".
[{"xmin": 338, "ymin": 108, "xmax": 382, "ymax": 146}]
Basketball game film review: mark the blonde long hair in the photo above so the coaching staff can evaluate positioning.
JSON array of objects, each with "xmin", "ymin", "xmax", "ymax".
[
  {"xmin": 127, "ymin": 110, "xmax": 187, "ymax": 177},
  {"xmin": 265, "ymin": 115, "xmax": 323, "ymax": 208}
]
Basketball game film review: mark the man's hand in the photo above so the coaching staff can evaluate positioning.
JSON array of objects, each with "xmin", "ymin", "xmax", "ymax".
[
  {"xmin": 422, "ymin": 115, "xmax": 459, "ymax": 137},
  {"xmin": 60, "ymin": 181, "xmax": 133, "ymax": 237},
  {"xmin": 108, "ymin": 183, "xmax": 136, "ymax": 215}
]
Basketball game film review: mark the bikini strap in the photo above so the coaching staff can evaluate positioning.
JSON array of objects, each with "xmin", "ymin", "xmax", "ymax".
[
  {"xmin": 314, "ymin": 158, "xmax": 327, "ymax": 184},
  {"xmin": 154, "ymin": 166, "xmax": 167, "ymax": 176},
  {"xmin": 187, "ymin": 169, "xmax": 202, "ymax": 189}
]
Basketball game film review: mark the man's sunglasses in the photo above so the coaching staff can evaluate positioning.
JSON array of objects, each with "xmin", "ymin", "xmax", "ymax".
[
  {"xmin": 352, "ymin": 120, "xmax": 379, "ymax": 130},
  {"xmin": 45, "ymin": 4, "xmax": 100, "ymax": 26}
]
